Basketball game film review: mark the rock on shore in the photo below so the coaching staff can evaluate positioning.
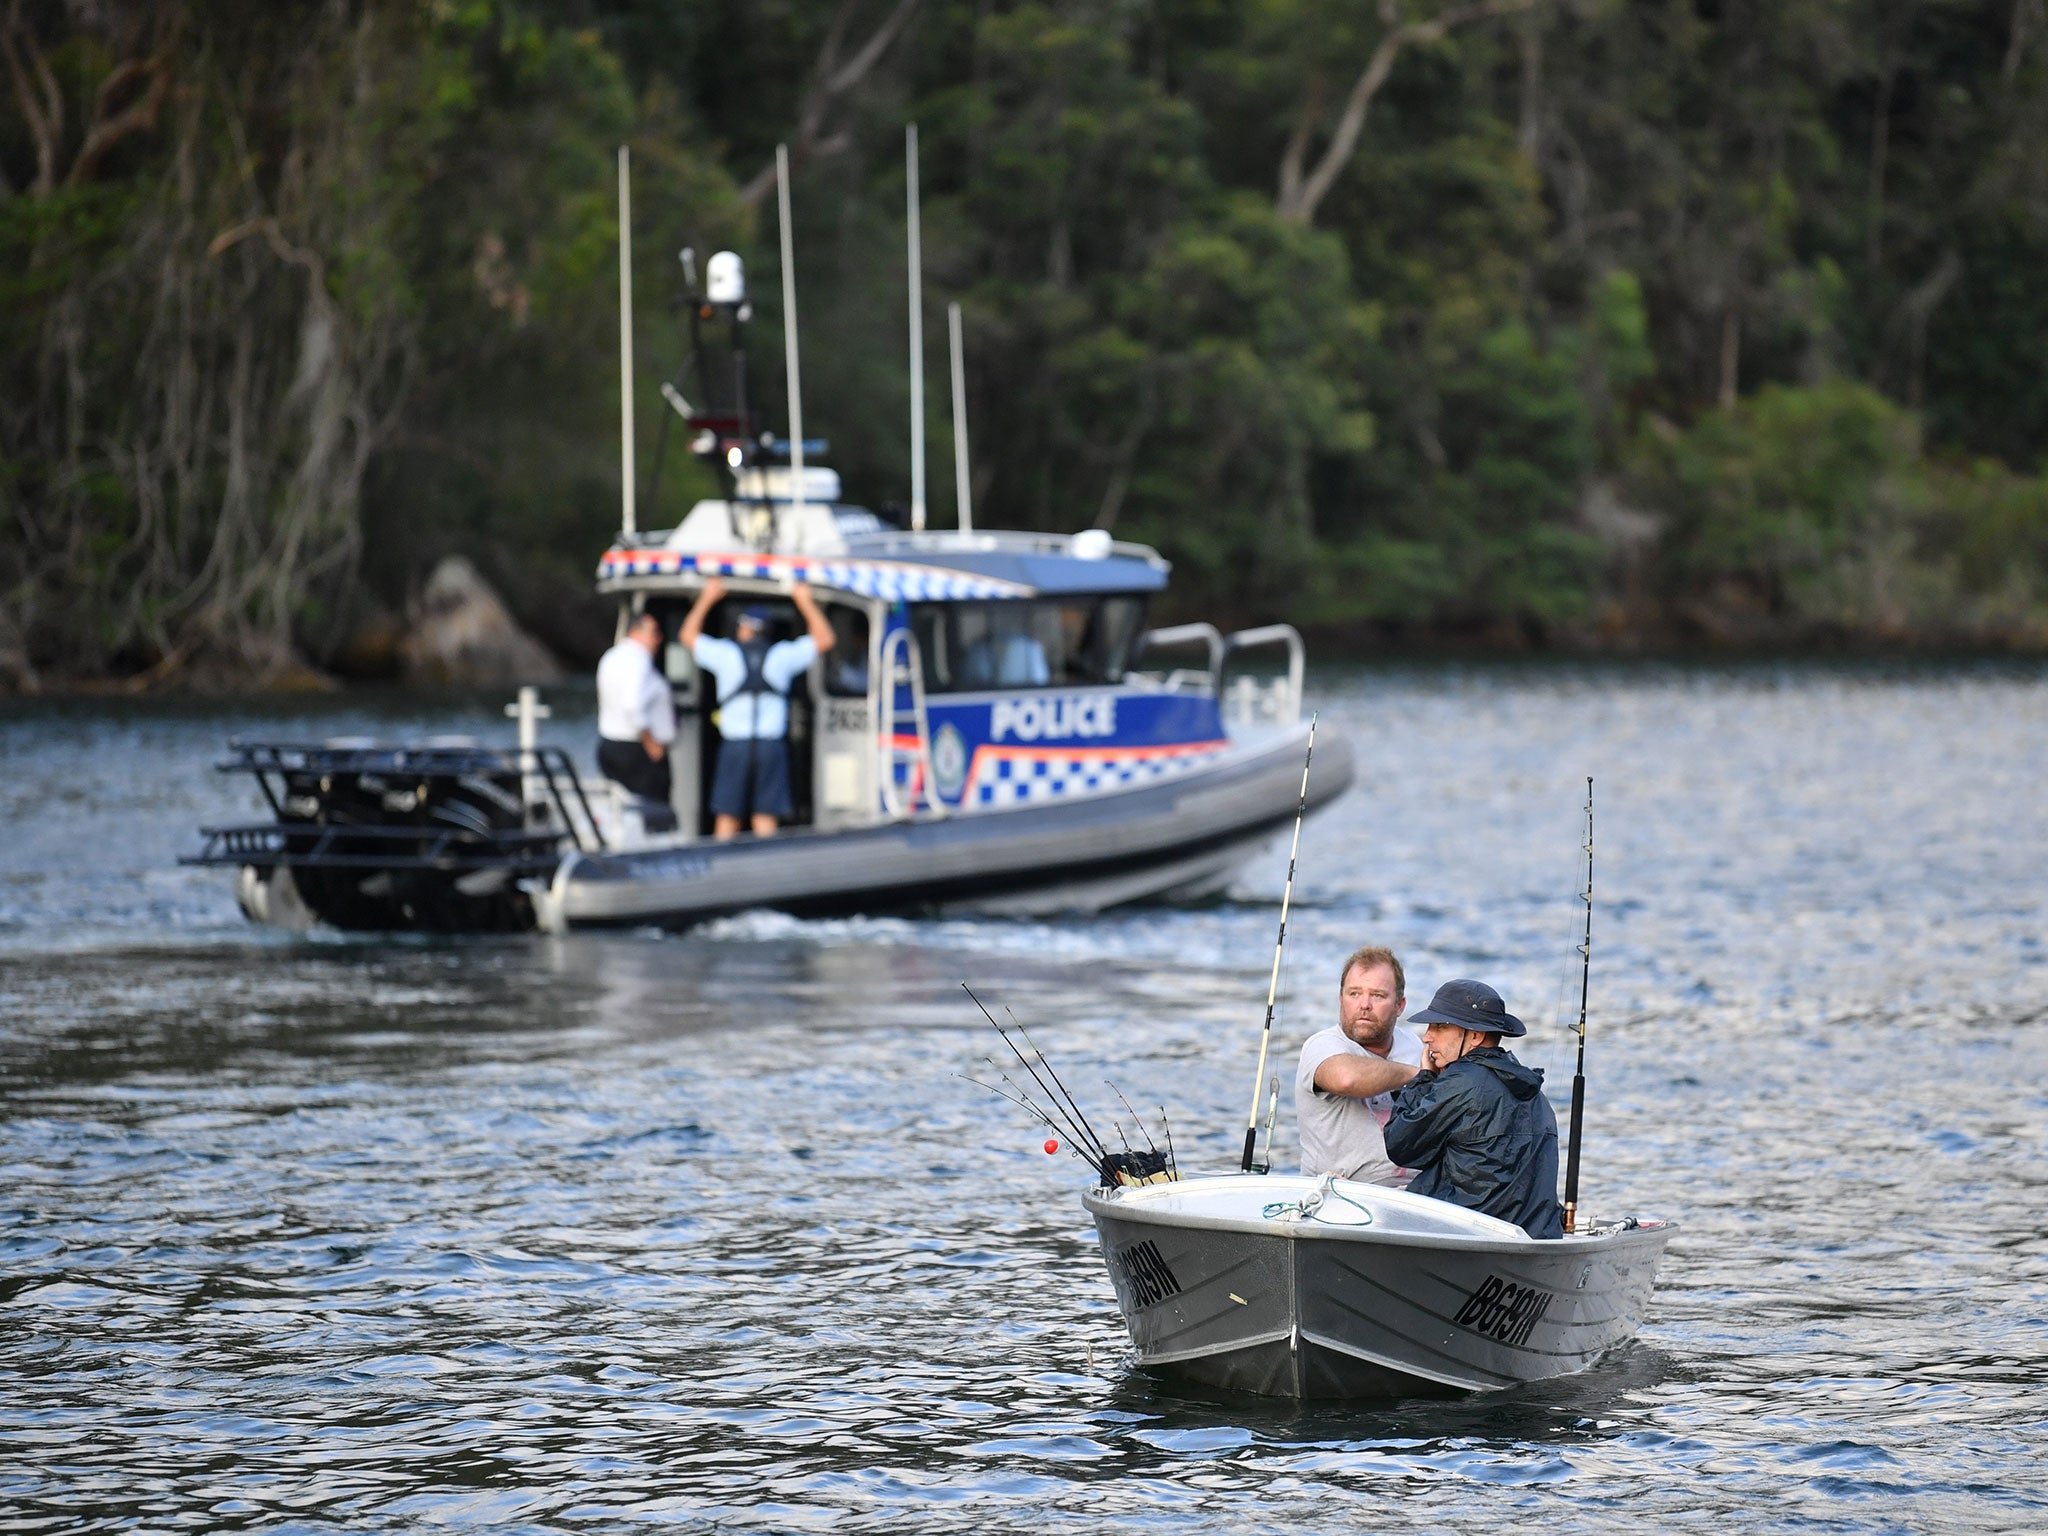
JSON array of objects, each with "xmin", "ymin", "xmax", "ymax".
[{"xmin": 398, "ymin": 556, "xmax": 565, "ymax": 686}]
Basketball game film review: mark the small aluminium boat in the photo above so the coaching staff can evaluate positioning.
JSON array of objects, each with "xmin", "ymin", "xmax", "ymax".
[
  {"xmin": 980, "ymin": 781, "xmax": 1671, "ymax": 1401},
  {"xmin": 1085, "ymin": 1173, "xmax": 1672, "ymax": 1398}
]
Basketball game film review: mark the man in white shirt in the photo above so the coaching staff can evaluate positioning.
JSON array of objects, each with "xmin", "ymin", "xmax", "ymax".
[
  {"xmin": 680, "ymin": 575, "xmax": 835, "ymax": 839},
  {"xmin": 594, "ymin": 609, "xmax": 679, "ymax": 831},
  {"xmin": 1295, "ymin": 945, "xmax": 1425, "ymax": 1184}
]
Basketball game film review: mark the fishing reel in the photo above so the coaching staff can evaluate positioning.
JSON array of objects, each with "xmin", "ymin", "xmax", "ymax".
[{"xmin": 1100, "ymin": 1149, "xmax": 1176, "ymax": 1189}]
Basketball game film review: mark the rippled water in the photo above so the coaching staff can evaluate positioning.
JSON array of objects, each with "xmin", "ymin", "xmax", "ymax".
[{"xmin": 3, "ymin": 664, "xmax": 2046, "ymax": 1532}]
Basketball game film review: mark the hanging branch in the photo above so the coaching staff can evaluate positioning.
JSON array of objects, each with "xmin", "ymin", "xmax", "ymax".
[
  {"xmin": 737, "ymin": 0, "xmax": 923, "ymax": 209},
  {"xmin": 0, "ymin": 0, "xmax": 182, "ymax": 198},
  {"xmin": 1276, "ymin": 0, "xmax": 1540, "ymax": 227},
  {"xmin": 69, "ymin": 48, "xmax": 177, "ymax": 186},
  {"xmin": 0, "ymin": 0, "xmax": 65, "ymax": 196}
]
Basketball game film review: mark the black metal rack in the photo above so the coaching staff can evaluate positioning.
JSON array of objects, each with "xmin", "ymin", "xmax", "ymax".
[{"xmin": 184, "ymin": 741, "xmax": 606, "ymax": 932}]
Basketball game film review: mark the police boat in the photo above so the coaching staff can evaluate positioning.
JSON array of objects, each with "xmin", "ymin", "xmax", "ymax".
[
  {"xmin": 187, "ymin": 478, "xmax": 1347, "ymax": 933},
  {"xmin": 185, "ymin": 143, "xmax": 1352, "ymax": 934}
]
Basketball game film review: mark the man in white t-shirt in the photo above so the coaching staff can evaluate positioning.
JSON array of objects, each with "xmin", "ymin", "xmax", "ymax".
[
  {"xmin": 594, "ymin": 609, "xmax": 678, "ymax": 831},
  {"xmin": 680, "ymin": 574, "xmax": 834, "ymax": 839},
  {"xmin": 1295, "ymin": 945, "xmax": 1426, "ymax": 1184}
]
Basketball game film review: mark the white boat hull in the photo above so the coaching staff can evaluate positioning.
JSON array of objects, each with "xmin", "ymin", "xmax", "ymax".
[
  {"xmin": 544, "ymin": 725, "xmax": 1350, "ymax": 928},
  {"xmin": 1085, "ymin": 1174, "xmax": 1671, "ymax": 1399}
]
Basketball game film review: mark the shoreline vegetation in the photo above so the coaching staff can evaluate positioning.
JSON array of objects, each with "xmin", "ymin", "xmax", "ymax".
[{"xmin": 5, "ymin": 2, "xmax": 2047, "ymax": 696}]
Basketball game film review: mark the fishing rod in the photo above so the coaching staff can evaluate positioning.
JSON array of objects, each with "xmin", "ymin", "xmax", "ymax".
[
  {"xmin": 985, "ymin": 1056, "xmax": 1094, "ymax": 1158},
  {"xmin": 992, "ymin": 1053, "xmax": 1105, "ymax": 1165},
  {"xmin": 963, "ymin": 985, "xmax": 1112, "ymax": 1164},
  {"xmin": 1562, "ymin": 777, "xmax": 1593, "ymax": 1235},
  {"xmin": 1159, "ymin": 1107, "xmax": 1177, "ymax": 1179},
  {"xmin": 1242, "ymin": 714, "xmax": 1318, "ymax": 1173},
  {"xmin": 960, "ymin": 1069, "xmax": 1056, "ymax": 1130},
  {"xmin": 965, "ymin": 986, "xmax": 1079, "ymax": 1138},
  {"xmin": 967, "ymin": 986, "xmax": 1175, "ymax": 1185},
  {"xmin": 962, "ymin": 1073, "xmax": 1081, "ymax": 1146},
  {"xmin": 1256, "ymin": 1076, "xmax": 1279, "ymax": 1175},
  {"xmin": 957, "ymin": 1072, "xmax": 1090, "ymax": 1164},
  {"xmin": 1109, "ymin": 1083, "xmax": 1159, "ymax": 1155},
  {"xmin": 1001, "ymin": 1004, "xmax": 1115, "ymax": 1171}
]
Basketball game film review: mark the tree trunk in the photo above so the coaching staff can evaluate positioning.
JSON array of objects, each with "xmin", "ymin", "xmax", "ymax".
[
  {"xmin": 1900, "ymin": 249, "xmax": 1962, "ymax": 411},
  {"xmin": 1718, "ymin": 305, "xmax": 1740, "ymax": 411},
  {"xmin": 737, "ymin": 0, "xmax": 923, "ymax": 208},
  {"xmin": 1868, "ymin": 58, "xmax": 1894, "ymax": 271},
  {"xmin": 1275, "ymin": 0, "xmax": 1540, "ymax": 227},
  {"xmin": 1517, "ymin": 9, "xmax": 1543, "ymax": 163}
]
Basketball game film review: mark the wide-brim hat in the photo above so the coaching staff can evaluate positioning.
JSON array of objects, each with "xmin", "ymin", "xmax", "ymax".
[{"xmin": 1407, "ymin": 978, "xmax": 1526, "ymax": 1038}]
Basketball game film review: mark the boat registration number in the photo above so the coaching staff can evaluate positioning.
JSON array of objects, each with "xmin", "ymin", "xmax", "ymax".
[
  {"xmin": 1454, "ymin": 1274, "xmax": 1556, "ymax": 1347},
  {"xmin": 1110, "ymin": 1239, "xmax": 1183, "ymax": 1309}
]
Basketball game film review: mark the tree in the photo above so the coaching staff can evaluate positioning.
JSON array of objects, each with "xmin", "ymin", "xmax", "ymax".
[{"xmin": 1273, "ymin": 0, "xmax": 1540, "ymax": 226}]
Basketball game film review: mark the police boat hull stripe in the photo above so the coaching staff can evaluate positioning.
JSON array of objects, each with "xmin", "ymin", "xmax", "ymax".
[
  {"xmin": 1084, "ymin": 1174, "xmax": 1672, "ymax": 1400},
  {"xmin": 547, "ymin": 724, "xmax": 1351, "ymax": 927}
]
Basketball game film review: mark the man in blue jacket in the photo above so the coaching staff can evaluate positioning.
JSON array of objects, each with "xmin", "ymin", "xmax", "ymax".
[{"xmin": 1383, "ymin": 979, "xmax": 1564, "ymax": 1239}]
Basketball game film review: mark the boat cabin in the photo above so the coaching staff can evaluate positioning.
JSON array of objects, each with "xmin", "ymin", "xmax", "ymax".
[{"xmin": 596, "ymin": 464, "xmax": 1302, "ymax": 841}]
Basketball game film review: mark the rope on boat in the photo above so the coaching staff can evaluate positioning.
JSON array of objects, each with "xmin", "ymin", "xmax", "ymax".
[{"xmin": 1260, "ymin": 1175, "xmax": 1375, "ymax": 1225}]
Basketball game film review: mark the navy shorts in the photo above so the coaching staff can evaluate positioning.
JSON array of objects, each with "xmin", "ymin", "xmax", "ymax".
[
  {"xmin": 597, "ymin": 736, "xmax": 671, "ymax": 803},
  {"xmin": 710, "ymin": 736, "xmax": 793, "ymax": 820}
]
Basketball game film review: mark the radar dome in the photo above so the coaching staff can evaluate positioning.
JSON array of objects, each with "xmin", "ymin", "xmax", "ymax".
[{"xmin": 706, "ymin": 251, "xmax": 746, "ymax": 305}]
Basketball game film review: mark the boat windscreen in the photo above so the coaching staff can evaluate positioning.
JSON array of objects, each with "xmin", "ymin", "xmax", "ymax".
[{"xmin": 910, "ymin": 596, "xmax": 1146, "ymax": 692}]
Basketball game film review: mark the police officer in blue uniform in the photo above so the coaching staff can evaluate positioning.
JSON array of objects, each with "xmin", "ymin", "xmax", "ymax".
[{"xmin": 679, "ymin": 575, "xmax": 835, "ymax": 839}]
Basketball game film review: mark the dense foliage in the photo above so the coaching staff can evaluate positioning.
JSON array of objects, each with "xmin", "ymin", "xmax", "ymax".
[{"xmin": 4, "ymin": 0, "xmax": 2047, "ymax": 688}]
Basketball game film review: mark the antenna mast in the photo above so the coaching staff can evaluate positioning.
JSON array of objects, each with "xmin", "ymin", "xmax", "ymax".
[
  {"xmin": 906, "ymin": 125, "xmax": 927, "ymax": 532},
  {"xmin": 948, "ymin": 301, "xmax": 972, "ymax": 534},
  {"xmin": 776, "ymin": 144, "xmax": 806, "ymax": 525},
  {"xmin": 1562, "ymin": 777, "xmax": 1594, "ymax": 1234},
  {"xmin": 617, "ymin": 145, "xmax": 636, "ymax": 535}
]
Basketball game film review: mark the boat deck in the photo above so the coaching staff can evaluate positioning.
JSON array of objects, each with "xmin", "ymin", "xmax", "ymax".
[{"xmin": 1090, "ymin": 1174, "xmax": 1548, "ymax": 1245}]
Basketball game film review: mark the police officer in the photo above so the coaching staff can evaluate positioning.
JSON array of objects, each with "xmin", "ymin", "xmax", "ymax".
[
  {"xmin": 679, "ymin": 575, "xmax": 835, "ymax": 839},
  {"xmin": 594, "ymin": 608, "xmax": 678, "ymax": 832}
]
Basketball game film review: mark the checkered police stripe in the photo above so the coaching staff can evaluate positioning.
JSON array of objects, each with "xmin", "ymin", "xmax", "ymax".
[
  {"xmin": 597, "ymin": 548, "xmax": 1032, "ymax": 602},
  {"xmin": 964, "ymin": 741, "xmax": 1230, "ymax": 806}
]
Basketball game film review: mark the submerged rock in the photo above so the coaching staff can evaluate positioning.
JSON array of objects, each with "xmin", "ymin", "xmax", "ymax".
[{"xmin": 398, "ymin": 556, "xmax": 564, "ymax": 686}]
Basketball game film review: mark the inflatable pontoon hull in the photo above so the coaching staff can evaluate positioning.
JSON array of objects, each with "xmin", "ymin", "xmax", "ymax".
[{"xmin": 542, "ymin": 724, "xmax": 1351, "ymax": 928}]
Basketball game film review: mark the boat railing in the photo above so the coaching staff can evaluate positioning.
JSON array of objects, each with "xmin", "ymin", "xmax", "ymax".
[
  {"xmin": 1129, "ymin": 623, "xmax": 1224, "ymax": 695},
  {"xmin": 1219, "ymin": 624, "xmax": 1305, "ymax": 728},
  {"xmin": 876, "ymin": 627, "xmax": 945, "ymax": 821},
  {"xmin": 1128, "ymin": 622, "xmax": 1303, "ymax": 724},
  {"xmin": 503, "ymin": 685, "xmax": 613, "ymax": 851}
]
